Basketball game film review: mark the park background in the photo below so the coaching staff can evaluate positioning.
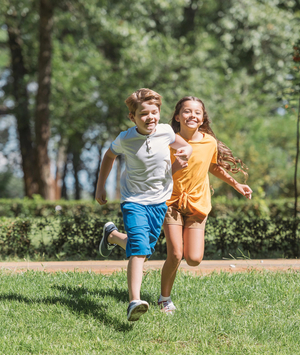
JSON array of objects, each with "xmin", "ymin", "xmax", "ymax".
[{"xmin": 0, "ymin": 0, "xmax": 300, "ymax": 260}]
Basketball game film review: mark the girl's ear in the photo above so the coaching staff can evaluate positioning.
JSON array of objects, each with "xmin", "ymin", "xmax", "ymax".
[{"xmin": 174, "ymin": 114, "xmax": 180, "ymax": 122}]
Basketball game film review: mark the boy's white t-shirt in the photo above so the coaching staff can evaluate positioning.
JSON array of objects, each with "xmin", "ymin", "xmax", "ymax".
[{"xmin": 110, "ymin": 123, "xmax": 176, "ymax": 205}]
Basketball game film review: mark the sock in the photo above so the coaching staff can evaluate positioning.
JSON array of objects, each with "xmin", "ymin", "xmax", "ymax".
[
  {"xmin": 130, "ymin": 299, "xmax": 140, "ymax": 304},
  {"xmin": 158, "ymin": 295, "xmax": 171, "ymax": 303}
]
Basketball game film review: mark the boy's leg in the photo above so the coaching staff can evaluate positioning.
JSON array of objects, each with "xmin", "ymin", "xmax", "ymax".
[
  {"xmin": 121, "ymin": 202, "xmax": 152, "ymax": 302},
  {"xmin": 127, "ymin": 255, "xmax": 146, "ymax": 301},
  {"xmin": 99, "ymin": 222, "xmax": 127, "ymax": 257},
  {"xmin": 127, "ymin": 255, "xmax": 149, "ymax": 321},
  {"xmin": 122, "ymin": 202, "xmax": 167, "ymax": 320},
  {"xmin": 99, "ymin": 222, "xmax": 127, "ymax": 258},
  {"xmin": 108, "ymin": 229, "xmax": 127, "ymax": 250},
  {"xmin": 160, "ymin": 222, "xmax": 183, "ymax": 298}
]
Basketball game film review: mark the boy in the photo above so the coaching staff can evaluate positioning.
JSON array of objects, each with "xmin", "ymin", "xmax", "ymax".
[{"xmin": 95, "ymin": 88, "xmax": 192, "ymax": 321}]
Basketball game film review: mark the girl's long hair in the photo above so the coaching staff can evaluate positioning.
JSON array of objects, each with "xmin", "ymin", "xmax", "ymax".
[{"xmin": 171, "ymin": 96, "xmax": 248, "ymax": 180}]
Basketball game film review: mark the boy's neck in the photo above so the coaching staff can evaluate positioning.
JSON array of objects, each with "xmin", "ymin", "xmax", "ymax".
[{"xmin": 135, "ymin": 127, "xmax": 156, "ymax": 136}]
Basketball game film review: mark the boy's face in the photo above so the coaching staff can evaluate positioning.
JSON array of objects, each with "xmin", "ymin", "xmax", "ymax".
[{"xmin": 129, "ymin": 102, "xmax": 160, "ymax": 135}]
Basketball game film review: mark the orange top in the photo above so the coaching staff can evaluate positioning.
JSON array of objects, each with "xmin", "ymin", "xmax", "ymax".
[{"xmin": 167, "ymin": 133, "xmax": 218, "ymax": 217}]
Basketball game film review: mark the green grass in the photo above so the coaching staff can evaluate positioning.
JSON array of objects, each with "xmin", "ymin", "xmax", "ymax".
[{"xmin": 0, "ymin": 269, "xmax": 299, "ymax": 354}]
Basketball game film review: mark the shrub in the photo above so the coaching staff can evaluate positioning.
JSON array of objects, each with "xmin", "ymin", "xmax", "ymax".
[
  {"xmin": 0, "ymin": 216, "xmax": 299, "ymax": 260},
  {"xmin": 0, "ymin": 197, "xmax": 298, "ymax": 219},
  {"xmin": 0, "ymin": 219, "xmax": 32, "ymax": 257}
]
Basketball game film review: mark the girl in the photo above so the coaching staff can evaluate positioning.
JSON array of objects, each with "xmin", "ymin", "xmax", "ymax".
[{"xmin": 158, "ymin": 96, "xmax": 252, "ymax": 313}]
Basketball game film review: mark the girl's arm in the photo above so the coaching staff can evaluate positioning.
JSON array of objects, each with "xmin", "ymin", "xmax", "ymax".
[
  {"xmin": 209, "ymin": 163, "xmax": 252, "ymax": 199},
  {"xmin": 95, "ymin": 148, "xmax": 117, "ymax": 205}
]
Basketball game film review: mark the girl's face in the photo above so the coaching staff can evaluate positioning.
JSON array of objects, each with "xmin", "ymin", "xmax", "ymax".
[{"xmin": 175, "ymin": 100, "xmax": 204, "ymax": 130}]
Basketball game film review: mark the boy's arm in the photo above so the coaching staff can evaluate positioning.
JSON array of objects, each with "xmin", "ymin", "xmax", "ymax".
[
  {"xmin": 169, "ymin": 135, "xmax": 193, "ymax": 161},
  {"xmin": 95, "ymin": 148, "xmax": 117, "ymax": 205},
  {"xmin": 172, "ymin": 158, "xmax": 188, "ymax": 175},
  {"xmin": 170, "ymin": 135, "xmax": 193, "ymax": 174},
  {"xmin": 209, "ymin": 163, "xmax": 252, "ymax": 199}
]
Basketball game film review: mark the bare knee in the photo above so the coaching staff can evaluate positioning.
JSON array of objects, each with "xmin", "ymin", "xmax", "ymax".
[
  {"xmin": 167, "ymin": 251, "xmax": 183, "ymax": 268},
  {"xmin": 185, "ymin": 255, "xmax": 203, "ymax": 267}
]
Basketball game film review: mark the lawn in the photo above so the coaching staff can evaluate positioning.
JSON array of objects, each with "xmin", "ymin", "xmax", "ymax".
[{"xmin": 0, "ymin": 269, "xmax": 299, "ymax": 354}]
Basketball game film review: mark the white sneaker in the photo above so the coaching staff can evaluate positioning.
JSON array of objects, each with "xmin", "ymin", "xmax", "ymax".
[
  {"xmin": 158, "ymin": 299, "xmax": 176, "ymax": 314},
  {"xmin": 127, "ymin": 300, "xmax": 149, "ymax": 322}
]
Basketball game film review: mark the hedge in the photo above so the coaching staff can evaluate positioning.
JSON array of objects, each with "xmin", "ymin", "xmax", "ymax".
[
  {"xmin": 0, "ymin": 216, "xmax": 299, "ymax": 260},
  {"xmin": 0, "ymin": 196, "xmax": 298, "ymax": 219}
]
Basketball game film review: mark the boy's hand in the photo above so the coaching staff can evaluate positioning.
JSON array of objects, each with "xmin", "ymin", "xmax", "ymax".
[
  {"xmin": 234, "ymin": 183, "xmax": 252, "ymax": 200},
  {"xmin": 174, "ymin": 145, "xmax": 192, "ymax": 162},
  {"xmin": 95, "ymin": 187, "xmax": 107, "ymax": 205},
  {"xmin": 172, "ymin": 155, "xmax": 188, "ymax": 174}
]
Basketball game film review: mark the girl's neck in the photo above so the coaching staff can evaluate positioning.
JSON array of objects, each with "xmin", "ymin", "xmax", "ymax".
[{"xmin": 179, "ymin": 128, "xmax": 203, "ymax": 141}]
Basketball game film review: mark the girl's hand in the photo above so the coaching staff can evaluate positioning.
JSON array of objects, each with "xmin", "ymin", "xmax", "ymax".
[
  {"xmin": 95, "ymin": 187, "xmax": 107, "ymax": 205},
  {"xmin": 234, "ymin": 183, "xmax": 252, "ymax": 200},
  {"xmin": 174, "ymin": 145, "xmax": 193, "ymax": 161}
]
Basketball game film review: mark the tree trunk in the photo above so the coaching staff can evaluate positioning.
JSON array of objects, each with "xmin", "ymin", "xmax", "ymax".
[
  {"xmin": 61, "ymin": 156, "xmax": 69, "ymax": 200},
  {"xmin": 6, "ymin": 14, "xmax": 38, "ymax": 197},
  {"xmin": 295, "ymin": 96, "xmax": 300, "ymax": 219},
  {"xmin": 54, "ymin": 137, "xmax": 68, "ymax": 200},
  {"xmin": 73, "ymin": 151, "xmax": 81, "ymax": 200},
  {"xmin": 68, "ymin": 133, "xmax": 83, "ymax": 200},
  {"xmin": 35, "ymin": 0, "xmax": 55, "ymax": 200}
]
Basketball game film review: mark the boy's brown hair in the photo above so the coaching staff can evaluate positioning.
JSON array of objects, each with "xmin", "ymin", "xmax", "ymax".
[{"xmin": 125, "ymin": 88, "xmax": 162, "ymax": 115}]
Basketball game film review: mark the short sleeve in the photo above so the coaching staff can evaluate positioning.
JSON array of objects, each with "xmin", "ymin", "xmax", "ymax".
[
  {"xmin": 168, "ymin": 125, "xmax": 176, "ymax": 144},
  {"xmin": 110, "ymin": 134, "xmax": 123, "ymax": 155},
  {"xmin": 211, "ymin": 142, "xmax": 218, "ymax": 164}
]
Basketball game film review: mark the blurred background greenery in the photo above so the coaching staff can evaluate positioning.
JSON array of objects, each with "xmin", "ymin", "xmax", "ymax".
[{"xmin": 0, "ymin": 0, "xmax": 299, "ymax": 204}]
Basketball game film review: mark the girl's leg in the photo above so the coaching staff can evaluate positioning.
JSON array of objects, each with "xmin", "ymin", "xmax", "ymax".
[
  {"xmin": 107, "ymin": 230, "xmax": 127, "ymax": 250},
  {"xmin": 127, "ymin": 255, "xmax": 146, "ymax": 302},
  {"xmin": 183, "ymin": 227, "xmax": 205, "ymax": 266},
  {"xmin": 160, "ymin": 222, "xmax": 183, "ymax": 297}
]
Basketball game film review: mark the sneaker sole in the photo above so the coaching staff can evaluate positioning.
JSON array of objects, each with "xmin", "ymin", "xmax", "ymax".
[
  {"xmin": 99, "ymin": 222, "xmax": 115, "ymax": 257},
  {"xmin": 127, "ymin": 304, "xmax": 149, "ymax": 322}
]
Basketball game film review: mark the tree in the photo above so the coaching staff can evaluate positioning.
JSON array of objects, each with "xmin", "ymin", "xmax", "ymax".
[
  {"xmin": 35, "ymin": 0, "xmax": 54, "ymax": 199},
  {"xmin": 293, "ymin": 42, "xmax": 300, "ymax": 217},
  {"xmin": 2, "ymin": 0, "xmax": 55, "ymax": 199},
  {"xmin": 5, "ymin": 1, "xmax": 38, "ymax": 197},
  {"xmin": 1, "ymin": 0, "xmax": 300, "ymax": 200}
]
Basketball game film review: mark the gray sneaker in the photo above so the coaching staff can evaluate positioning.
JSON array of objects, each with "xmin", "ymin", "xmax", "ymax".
[
  {"xmin": 127, "ymin": 300, "xmax": 149, "ymax": 322},
  {"xmin": 99, "ymin": 222, "xmax": 118, "ymax": 257}
]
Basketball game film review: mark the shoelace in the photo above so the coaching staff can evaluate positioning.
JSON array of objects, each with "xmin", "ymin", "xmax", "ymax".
[{"xmin": 160, "ymin": 300, "xmax": 174, "ymax": 310}]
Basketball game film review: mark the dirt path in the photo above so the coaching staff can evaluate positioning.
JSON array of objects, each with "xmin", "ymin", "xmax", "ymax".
[{"xmin": 1, "ymin": 259, "xmax": 300, "ymax": 274}]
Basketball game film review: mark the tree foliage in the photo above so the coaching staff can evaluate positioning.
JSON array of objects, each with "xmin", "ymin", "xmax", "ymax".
[{"xmin": 0, "ymin": 0, "xmax": 299, "ymax": 200}]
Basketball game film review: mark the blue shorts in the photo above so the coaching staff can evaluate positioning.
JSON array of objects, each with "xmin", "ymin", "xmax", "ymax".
[{"xmin": 121, "ymin": 202, "xmax": 168, "ymax": 259}]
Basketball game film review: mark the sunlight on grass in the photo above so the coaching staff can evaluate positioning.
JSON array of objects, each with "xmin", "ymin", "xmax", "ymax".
[{"xmin": 0, "ymin": 270, "xmax": 299, "ymax": 354}]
